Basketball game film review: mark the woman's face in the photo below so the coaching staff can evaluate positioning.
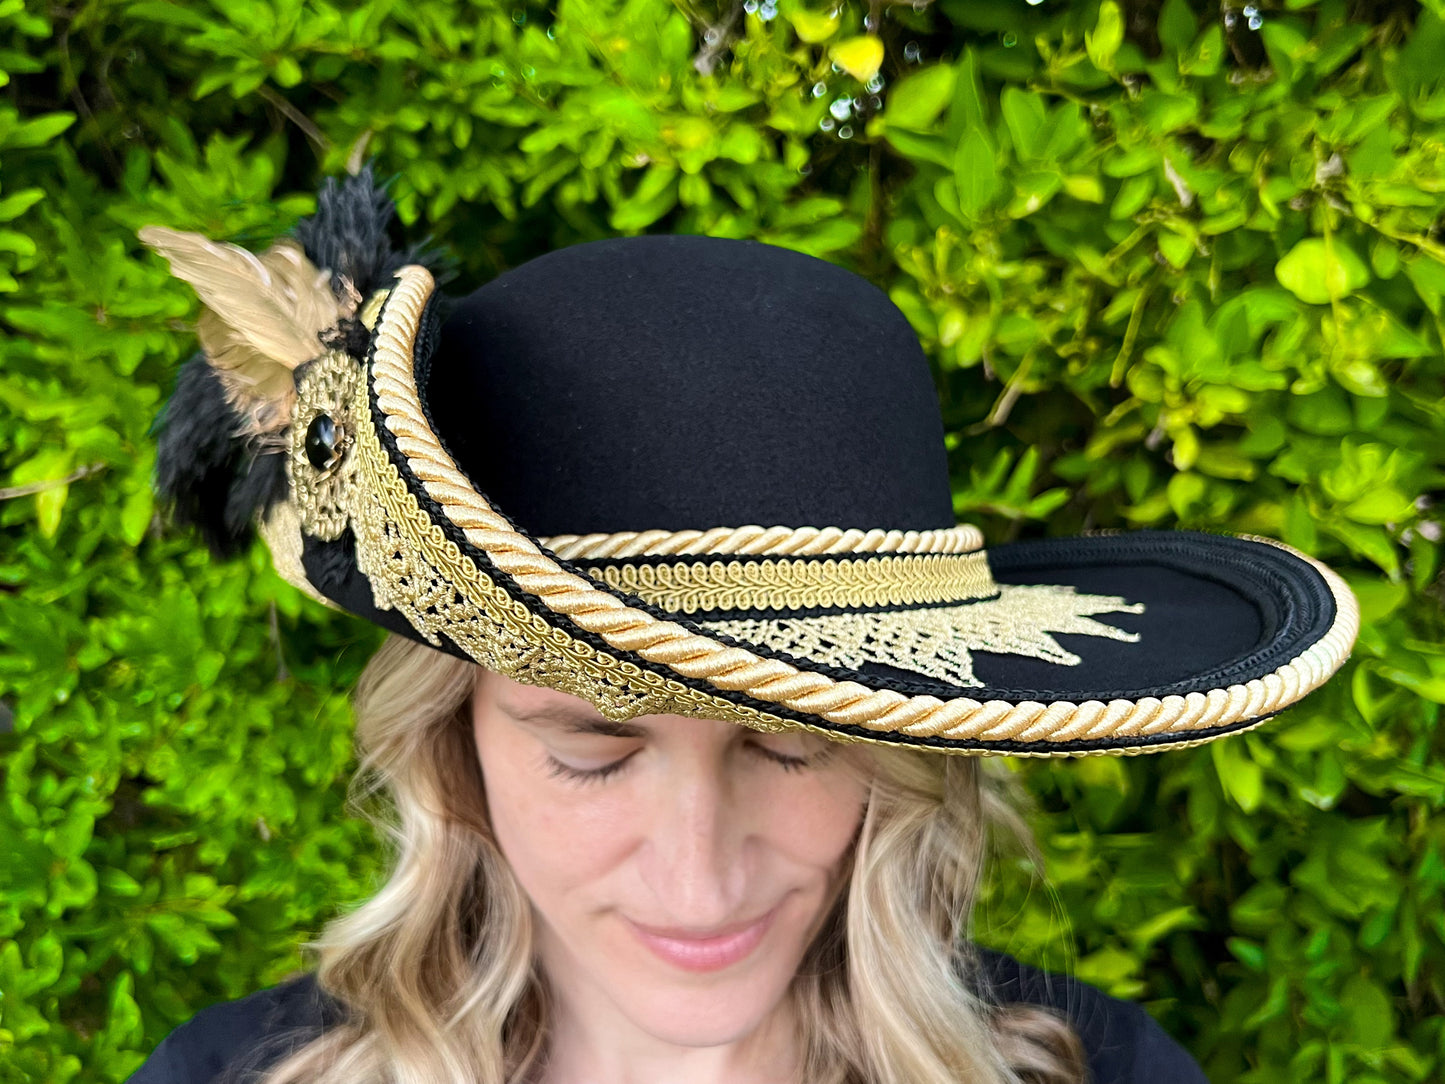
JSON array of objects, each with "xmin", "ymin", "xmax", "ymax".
[{"xmin": 471, "ymin": 670, "xmax": 869, "ymax": 1051}]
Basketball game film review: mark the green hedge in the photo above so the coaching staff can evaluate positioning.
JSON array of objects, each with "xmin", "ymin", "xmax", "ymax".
[{"xmin": 3, "ymin": 0, "xmax": 1443, "ymax": 1080}]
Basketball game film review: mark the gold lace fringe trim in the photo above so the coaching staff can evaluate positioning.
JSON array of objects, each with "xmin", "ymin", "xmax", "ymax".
[{"xmin": 704, "ymin": 586, "xmax": 1143, "ymax": 687}]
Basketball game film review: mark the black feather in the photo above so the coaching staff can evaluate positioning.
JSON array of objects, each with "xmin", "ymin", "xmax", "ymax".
[
  {"xmin": 154, "ymin": 356, "xmax": 289, "ymax": 557},
  {"xmin": 292, "ymin": 163, "xmax": 457, "ymax": 303},
  {"xmin": 225, "ymin": 449, "xmax": 288, "ymax": 541},
  {"xmin": 319, "ymin": 316, "xmax": 372, "ymax": 361}
]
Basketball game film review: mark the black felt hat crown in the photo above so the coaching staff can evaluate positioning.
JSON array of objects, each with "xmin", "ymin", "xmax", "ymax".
[{"xmin": 143, "ymin": 170, "xmax": 1357, "ymax": 757}]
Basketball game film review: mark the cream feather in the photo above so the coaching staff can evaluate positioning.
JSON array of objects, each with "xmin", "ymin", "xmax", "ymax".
[{"xmin": 140, "ymin": 225, "xmax": 346, "ymax": 435}]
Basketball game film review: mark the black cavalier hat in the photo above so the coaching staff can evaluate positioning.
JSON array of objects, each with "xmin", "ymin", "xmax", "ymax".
[{"xmin": 141, "ymin": 170, "xmax": 1357, "ymax": 758}]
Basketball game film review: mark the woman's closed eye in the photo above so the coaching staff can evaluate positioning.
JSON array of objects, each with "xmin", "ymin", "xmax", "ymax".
[
  {"xmin": 543, "ymin": 738, "xmax": 833, "ymax": 785},
  {"xmin": 545, "ymin": 751, "xmax": 637, "ymax": 784},
  {"xmin": 751, "ymin": 743, "xmax": 812, "ymax": 772}
]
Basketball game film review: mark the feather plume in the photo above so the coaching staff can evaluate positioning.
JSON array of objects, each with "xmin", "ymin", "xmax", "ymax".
[
  {"xmin": 293, "ymin": 165, "xmax": 457, "ymax": 296},
  {"xmin": 140, "ymin": 225, "xmax": 345, "ymax": 436},
  {"xmin": 153, "ymin": 356, "xmax": 289, "ymax": 556},
  {"xmin": 145, "ymin": 164, "xmax": 450, "ymax": 557}
]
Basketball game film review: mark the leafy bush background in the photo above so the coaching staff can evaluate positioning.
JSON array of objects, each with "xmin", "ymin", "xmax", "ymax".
[{"xmin": 3, "ymin": 0, "xmax": 1443, "ymax": 1080}]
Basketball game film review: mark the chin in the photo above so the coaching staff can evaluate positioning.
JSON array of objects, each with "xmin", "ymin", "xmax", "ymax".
[{"xmin": 618, "ymin": 972, "xmax": 794, "ymax": 1048}]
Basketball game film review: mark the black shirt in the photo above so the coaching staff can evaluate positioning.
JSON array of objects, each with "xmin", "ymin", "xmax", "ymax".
[{"xmin": 127, "ymin": 948, "xmax": 1208, "ymax": 1083}]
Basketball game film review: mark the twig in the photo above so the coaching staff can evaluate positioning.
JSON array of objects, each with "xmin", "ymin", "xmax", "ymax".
[
  {"xmin": 258, "ymin": 86, "xmax": 332, "ymax": 154},
  {"xmin": 269, "ymin": 599, "xmax": 290, "ymax": 683},
  {"xmin": 693, "ymin": 1, "xmax": 744, "ymax": 76},
  {"xmin": 346, "ymin": 130, "xmax": 373, "ymax": 175},
  {"xmin": 985, "ymin": 351, "xmax": 1034, "ymax": 429},
  {"xmin": 0, "ymin": 463, "xmax": 106, "ymax": 501},
  {"xmin": 862, "ymin": 140, "xmax": 885, "ymax": 265},
  {"xmin": 57, "ymin": 25, "xmax": 123, "ymax": 183},
  {"xmin": 1162, "ymin": 156, "xmax": 1193, "ymax": 208},
  {"xmin": 1110, "ymin": 283, "xmax": 1150, "ymax": 387}
]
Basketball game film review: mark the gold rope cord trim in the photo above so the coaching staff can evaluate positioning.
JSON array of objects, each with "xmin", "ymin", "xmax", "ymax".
[
  {"xmin": 544, "ymin": 524, "xmax": 985, "ymax": 560},
  {"xmin": 359, "ymin": 265, "xmax": 1361, "ymax": 751},
  {"xmin": 704, "ymin": 586, "xmax": 1144, "ymax": 687},
  {"xmin": 358, "ymin": 288, "xmax": 390, "ymax": 331},
  {"xmin": 582, "ymin": 552, "xmax": 995, "ymax": 615}
]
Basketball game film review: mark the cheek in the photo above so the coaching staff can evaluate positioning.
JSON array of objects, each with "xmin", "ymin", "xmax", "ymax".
[
  {"xmin": 754, "ymin": 768, "xmax": 867, "ymax": 878},
  {"xmin": 473, "ymin": 720, "xmax": 634, "ymax": 905}
]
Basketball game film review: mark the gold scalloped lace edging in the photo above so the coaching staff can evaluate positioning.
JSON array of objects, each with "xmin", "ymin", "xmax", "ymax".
[{"xmin": 581, "ymin": 551, "xmax": 996, "ymax": 615}]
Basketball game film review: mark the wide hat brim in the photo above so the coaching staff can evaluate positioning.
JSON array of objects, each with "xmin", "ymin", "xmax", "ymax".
[{"xmin": 259, "ymin": 265, "xmax": 1357, "ymax": 758}]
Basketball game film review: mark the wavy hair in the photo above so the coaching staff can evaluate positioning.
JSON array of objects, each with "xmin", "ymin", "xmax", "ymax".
[{"xmin": 259, "ymin": 635, "xmax": 1086, "ymax": 1084}]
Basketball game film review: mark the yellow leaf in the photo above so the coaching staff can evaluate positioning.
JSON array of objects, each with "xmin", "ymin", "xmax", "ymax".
[
  {"xmin": 1062, "ymin": 175, "xmax": 1105, "ymax": 203},
  {"xmin": 36, "ymin": 483, "xmax": 68, "ymax": 538},
  {"xmin": 789, "ymin": 9, "xmax": 840, "ymax": 44},
  {"xmin": 831, "ymin": 36, "xmax": 884, "ymax": 82}
]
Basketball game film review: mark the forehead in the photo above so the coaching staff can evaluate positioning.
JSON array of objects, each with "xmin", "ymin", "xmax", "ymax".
[
  {"xmin": 480, "ymin": 674, "xmax": 662, "ymax": 739},
  {"xmin": 478, "ymin": 673, "xmax": 816, "ymax": 747},
  {"xmin": 485, "ymin": 675, "xmax": 604, "ymax": 718}
]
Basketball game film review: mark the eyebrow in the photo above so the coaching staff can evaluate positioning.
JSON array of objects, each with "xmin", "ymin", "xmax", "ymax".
[{"xmin": 502, "ymin": 703, "xmax": 646, "ymax": 738}]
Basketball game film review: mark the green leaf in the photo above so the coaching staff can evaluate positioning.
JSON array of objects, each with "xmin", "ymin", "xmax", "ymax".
[
  {"xmin": 1139, "ymin": 90, "xmax": 1198, "ymax": 132},
  {"xmin": 0, "ymin": 187, "xmax": 45, "ymax": 220},
  {"xmin": 1158, "ymin": 230, "xmax": 1193, "ymax": 269},
  {"xmin": 1181, "ymin": 25, "xmax": 1224, "ymax": 76},
  {"xmin": 1062, "ymin": 174, "xmax": 1104, "ymax": 202},
  {"xmin": 953, "ymin": 128, "xmax": 998, "ymax": 220},
  {"xmin": 128, "ymin": 1, "xmax": 212, "ymax": 29},
  {"xmin": 1213, "ymin": 739, "xmax": 1264, "ymax": 812},
  {"xmin": 1111, "ymin": 173, "xmax": 1154, "ymax": 219},
  {"xmin": 273, "ymin": 56, "xmax": 302, "ymax": 87},
  {"xmin": 1275, "ymin": 238, "xmax": 1372, "ymax": 304},
  {"xmin": 1000, "ymin": 86, "xmax": 1046, "ymax": 160},
  {"xmin": 608, "ymin": 164, "xmax": 678, "ymax": 230},
  {"xmin": 1086, "ymin": 1, "xmax": 1125, "ymax": 72},
  {"xmin": 1167, "ymin": 470, "xmax": 1206, "ymax": 516},
  {"xmin": 3, "ymin": 112, "xmax": 76, "ymax": 149},
  {"xmin": 950, "ymin": 48, "xmax": 987, "ymax": 138},
  {"xmin": 1158, "ymin": 0, "xmax": 1200, "ymax": 52},
  {"xmin": 1344, "ymin": 488, "xmax": 1413, "ymax": 525},
  {"xmin": 100, "ymin": 868, "xmax": 143, "ymax": 898},
  {"xmin": 885, "ymin": 66, "xmax": 956, "ymax": 130},
  {"xmin": 1006, "ymin": 170, "xmax": 1062, "ymax": 218},
  {"xmin": 1339, "ymin": 974, "xmax": 1396, "ymax": 1048},
  {"xmin": 1228, "ymin": 936, "xmax": 1268, "ymax": 971},
  {"xmin": 106, "ymin": 972, "xmax": 144, "ymax": 1048}
]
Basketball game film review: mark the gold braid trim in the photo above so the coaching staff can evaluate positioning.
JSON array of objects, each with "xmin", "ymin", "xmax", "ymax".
[
  {"xmin": 357, "ymin": 266, "xmax": 1360, "ymax": 753},
  {"xmin": 544, "ymin": 524, "xmax": 985, "ymax": 560},
  {"xmin": 582, "ymin": 552, "xmax": 995, "ymax": 615}
]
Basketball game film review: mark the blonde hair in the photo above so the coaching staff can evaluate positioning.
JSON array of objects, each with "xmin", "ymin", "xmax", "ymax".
[{"xmin": 259, "ymin": 636, "xmax": 1086, "ymax": 1084}]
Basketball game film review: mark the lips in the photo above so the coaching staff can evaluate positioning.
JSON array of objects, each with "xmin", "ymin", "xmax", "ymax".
[{"xmin": 626, "ymin": 907, "xmax": 778, "ymax": 973}]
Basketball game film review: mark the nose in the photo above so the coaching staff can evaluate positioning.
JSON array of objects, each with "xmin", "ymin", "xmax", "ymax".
[{"xmin": 637, "ymin": 743, "xmax": 749, "ymax": 926}]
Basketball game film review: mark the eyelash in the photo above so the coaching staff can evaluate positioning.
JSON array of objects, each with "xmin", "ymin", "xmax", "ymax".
[
  {"xmin": 544, "ymin": 743, "xmax": 818, "ymax": 784},
  {"xmin": 545, "ymin": 752, "xmax": 636, "ymax": 785}
]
